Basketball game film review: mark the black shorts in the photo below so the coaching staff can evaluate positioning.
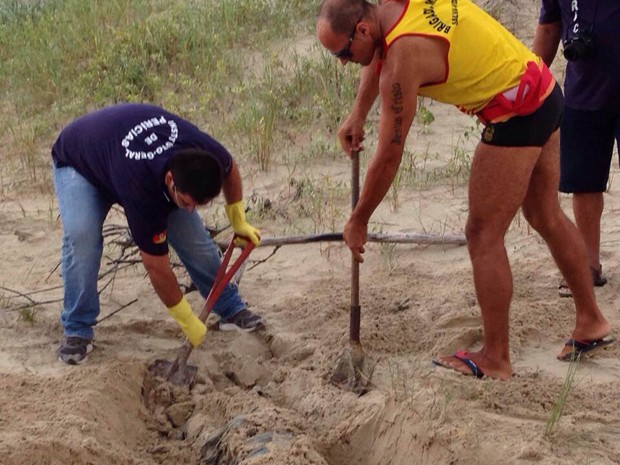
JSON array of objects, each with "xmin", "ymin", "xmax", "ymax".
[
  {"xmin": 559, "ymin": 106, "xmax": 620, "ymax": 193},
  {"xmin": 480, "ymin": 83, "xmax": 564, "ymax": 148}
]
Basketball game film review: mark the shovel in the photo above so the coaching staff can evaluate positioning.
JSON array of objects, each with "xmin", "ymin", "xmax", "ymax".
[
  {"xmin": 330, "ymin": 150, "xmax": 376, "ymax": 394},
  {"xmin": 147, "ymin": 235, "xmax": 255, "ymax": 386}
]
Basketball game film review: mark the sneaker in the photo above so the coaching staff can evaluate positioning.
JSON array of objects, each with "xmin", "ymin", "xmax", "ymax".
[
  {"xmin": 58, "ymin": 337, "xmax": 94, "ymax": 365},
  {"xmin": 218, "ymin": 309, "xmax": 264, "ymax": 332}
]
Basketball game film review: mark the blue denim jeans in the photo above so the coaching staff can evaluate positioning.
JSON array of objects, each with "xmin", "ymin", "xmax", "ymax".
[{"xmin": 53, "ymin": 164, "xmax": 245, "ymax": 339}]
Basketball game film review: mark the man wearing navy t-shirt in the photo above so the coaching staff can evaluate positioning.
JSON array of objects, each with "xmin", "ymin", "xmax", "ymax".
[
  {"xmin": 52, "ymin": 103, "xmax": 263, "ymax": 364},
  {"xmin": 534, "ymin": 0, "xmax": 620, "ymax": 297}
]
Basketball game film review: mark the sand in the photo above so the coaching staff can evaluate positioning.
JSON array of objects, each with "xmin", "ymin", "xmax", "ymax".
[{"xmin": 1, "ymin": 1, "xmax": 619, "ymax": 464}]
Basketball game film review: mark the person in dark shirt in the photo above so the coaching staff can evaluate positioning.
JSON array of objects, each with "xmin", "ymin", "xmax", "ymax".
[
  {"xmin": 534, "ymin": 0, "xmax": 620, "ymax": 297},
  {"xmin": 52, "ymin": 103, "xmax": 263, "ymax": 365}
]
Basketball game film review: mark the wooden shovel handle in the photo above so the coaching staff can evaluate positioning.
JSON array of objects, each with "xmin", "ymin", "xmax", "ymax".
[{"xmin": 350, "ymin": 151, "xmax": 361, "ymax": 345}]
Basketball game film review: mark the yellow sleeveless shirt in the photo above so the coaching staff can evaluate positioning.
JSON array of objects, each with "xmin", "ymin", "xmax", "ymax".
[{"xmin": 384, "ymin": 0, "xmax": 549, "ymax": 116}]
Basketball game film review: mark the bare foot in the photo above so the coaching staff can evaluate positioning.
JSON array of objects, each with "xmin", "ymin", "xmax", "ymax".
[
  {"xmin": 570, "ymin": 321, "xmax": 611, "ymax": 342},
  {"xmin": 432, "ymin": 350, "xmax": 512, "ymax": 380}
]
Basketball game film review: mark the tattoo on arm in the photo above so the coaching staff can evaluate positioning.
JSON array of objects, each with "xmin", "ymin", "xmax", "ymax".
[{"xmin": 390, "ymin": 82, "xmax": 404, "ymax": 145}]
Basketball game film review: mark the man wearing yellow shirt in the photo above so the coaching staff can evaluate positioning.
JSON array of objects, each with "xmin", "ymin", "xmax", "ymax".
[{"xmin": 316, "ymin": 0, "xmax": 612, "ymax": 379}]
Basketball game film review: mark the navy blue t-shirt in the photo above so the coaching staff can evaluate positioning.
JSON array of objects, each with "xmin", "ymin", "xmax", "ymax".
[
  {"xmin": 52, "ymin": 103, "xmax": 233, "ymax": 255},
  {"xmin": 539, "ymin": 0, "xmax": 620, "ymax": 111}
]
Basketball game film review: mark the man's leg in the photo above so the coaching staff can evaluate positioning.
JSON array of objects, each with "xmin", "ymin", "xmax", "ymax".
[
  {"xmin": 167, "ymin": 209, "xmax": 262, "ymax": 331},
  {"xmin": 522, "ymin": 131, "xmax": 611, "ymax": 351},
  {"xmin": 573, "ymin": 192, "xmax": 604, "ymax": 270},
  {"xmin": 53, "ymin": 165, "xmax": 110, "ymax": 363},
  {"xmin": 560, "ymin": 107, "xmax": 617, "ymax": 277},
  {"xmin": 436, "ymin": 143, "xmax": 541, "ymax": 380}
]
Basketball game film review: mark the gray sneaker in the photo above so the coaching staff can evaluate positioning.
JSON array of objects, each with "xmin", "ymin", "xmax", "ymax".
[
  {"xmin": 219, "ymin": 309, "xmax": 264, "ymax": 332},
  {"xmin": 58, "ymin": 337, "xmax": 93, "ymax": 365}
]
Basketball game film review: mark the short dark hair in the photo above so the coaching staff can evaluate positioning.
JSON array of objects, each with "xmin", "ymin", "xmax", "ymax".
[
  {"xmin": 318, "ymin": 0, "xmax": 370, "ymax": 35},
  {"xmin": 169, "ymin": 149, "xmax": 223, "ymax": 204}
]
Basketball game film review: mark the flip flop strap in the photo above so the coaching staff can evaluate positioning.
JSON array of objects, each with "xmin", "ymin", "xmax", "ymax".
[
  {"xmin": 453, "ymin": 351, "xmax": 484, "ymax": 379},
  {"xmin": 565, "ymin": 338, "xmax": 600, "ymax": 351}
]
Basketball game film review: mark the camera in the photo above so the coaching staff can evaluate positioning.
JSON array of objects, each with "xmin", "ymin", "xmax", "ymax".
[{"xmin": 563, "ymin": 30, "xmax": 596, "ymax": 62}]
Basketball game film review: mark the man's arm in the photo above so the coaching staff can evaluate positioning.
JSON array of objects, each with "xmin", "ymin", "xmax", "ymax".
[
  {"xmin": 221, "ymin": 159, "xmax": 243, "ymax": 205},
  {"xmin": 141, "ymin": 250, "xmax": 206, "ymax": 347},
  {"xmin": 533, "ymin": 21, "xmax": 562, "ymax": 67},
  {"xmin": 345, "ymin": 37, "xmax": 444, "ymax": 261},
  {"xmin": 338, "ymin": 58, "xmax": 381, "ymax": 156},
  {"xmin": 221, "ymin": 159, "xmax": 261, "ymax": 245},
  {"xmin": 141, "ymin": 251, "xmax": 183, "ymax": 306},
  {"xmin": 350, "ymin": 62, "xmax": 418, "ymax": 226}
]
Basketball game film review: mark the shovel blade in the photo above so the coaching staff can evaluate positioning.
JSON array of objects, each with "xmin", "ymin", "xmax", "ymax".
[
  {"xmin": 330, "ymin": 345, "xmax": 376, "ymax": 395},
  {"xmin": 147, "ymin": 359, "xmax": 198, "ymax": 386}
]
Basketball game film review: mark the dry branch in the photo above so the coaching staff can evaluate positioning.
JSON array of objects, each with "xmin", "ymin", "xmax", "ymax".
[
  {"xmin": 3, "ymin": 225, "xmax": 465, "ymax": 317},
  {"xmin": 219, "ymin": 231, "xmax": 466, "ymax": 248}
]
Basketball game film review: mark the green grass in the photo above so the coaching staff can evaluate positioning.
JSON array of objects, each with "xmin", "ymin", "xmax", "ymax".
[
  {"xmin": 18, "ymin": 305, "xmax": 37, "ymax": 324},
  {"xmin": 544, "ymin": 356, "xmax": 580, "ymax": 437},
  {"xmin": 1, "ymin": 0, "xmax": 470, "ymax": 203},
  {"xmin": 1, "ymin": 0, "xmax": 317, "ymax": 112},
  {"xmin": 1, "ymin": 0, "xmax": 365, "ymax": 191}
]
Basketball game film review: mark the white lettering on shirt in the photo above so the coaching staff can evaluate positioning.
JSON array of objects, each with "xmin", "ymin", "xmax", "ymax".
[{"xmin": 121, "ymin": 116, "xmax": 179, "ymax": 159}]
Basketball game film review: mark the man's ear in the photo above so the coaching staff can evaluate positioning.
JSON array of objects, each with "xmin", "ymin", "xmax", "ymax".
[
  {"xmin": 164, "ymin": 170, "xmax": 173, "ymax": 187},
  {"xmin": 359, "ymin": 21, "xmax": 369, "ymax": 37}
]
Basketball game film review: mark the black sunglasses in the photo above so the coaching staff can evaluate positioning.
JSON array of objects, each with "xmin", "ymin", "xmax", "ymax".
[{"xmin": 331, "ymin": 17, "xmax": 363, "ymax": 59}]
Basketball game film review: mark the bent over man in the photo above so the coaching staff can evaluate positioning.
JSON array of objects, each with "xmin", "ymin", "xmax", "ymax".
[
  {"xmin": 316, "ymin": 0, "xmax": 612, "ymax": 379},
  {"xmin": 52, "ymin": 103, "xmax": 262, "ymax": 365}
]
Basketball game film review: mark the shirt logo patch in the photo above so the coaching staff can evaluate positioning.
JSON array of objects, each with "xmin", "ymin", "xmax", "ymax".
[{"xmin": 152, "ymin": 231, "xmax": 167, "ymax": 244}]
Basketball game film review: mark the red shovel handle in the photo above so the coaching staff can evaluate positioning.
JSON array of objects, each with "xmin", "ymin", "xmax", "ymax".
[
  {"xmin": 170, "ymin": 234, "xmax": 255, "ymax": 376},
  {"xmin": 198, "ymin": 234, "xmax": 255, "ymax": 322}
]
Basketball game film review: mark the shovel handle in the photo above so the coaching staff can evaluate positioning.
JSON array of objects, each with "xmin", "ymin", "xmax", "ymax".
[
  {"xmin": 198, "ymin": 236, "xmax": 255, "ymax": 322},
  {"xmin": 169, "ymin": 235, "xmax": 255, "ymax": 376},
  {"xmin": 351, "ymin": 150, "xmax": 360, "ymax": 210},
  {"xmin": 350, "ymin": 151, "xmax": 361, "ymax": 344}
]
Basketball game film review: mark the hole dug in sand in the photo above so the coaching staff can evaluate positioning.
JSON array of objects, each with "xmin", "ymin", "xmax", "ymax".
[
  {"xmin": 0, "ymin": 360, "xmax": 196, "ymax": 465},
  {"xmin": 138, "ymin": 331, "xmax": 469, "ymax": 465},
  {"xmin": 141, "ymin": 365, "xmax": 197, "ymax": 435}
]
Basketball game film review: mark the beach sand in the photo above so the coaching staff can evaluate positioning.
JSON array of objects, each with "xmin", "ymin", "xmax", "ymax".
[{"xmin": 1, "ymin": 1, "xmax": 619, "ymax": 464}]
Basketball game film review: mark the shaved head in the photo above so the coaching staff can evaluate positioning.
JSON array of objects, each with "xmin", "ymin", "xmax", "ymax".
[{"xmin": 317, "ymin": 0, "xmax": 371, "ymax": 35}]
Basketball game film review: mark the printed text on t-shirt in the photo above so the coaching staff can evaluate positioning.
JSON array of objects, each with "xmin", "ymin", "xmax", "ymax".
[{"xmin": 120, "ymin": 116, "xmax": 179, "ymax": 160}]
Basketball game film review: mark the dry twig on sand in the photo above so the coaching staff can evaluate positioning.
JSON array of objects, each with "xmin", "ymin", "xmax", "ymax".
[{"xmin": 2, "ymin": 224, "xmax": 465, "ymax": 319}]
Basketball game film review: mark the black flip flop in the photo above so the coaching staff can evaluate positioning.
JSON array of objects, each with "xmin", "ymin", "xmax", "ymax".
[{"xmin": 557, "ymin": 336, "xmax": 615, "ymax": 362}]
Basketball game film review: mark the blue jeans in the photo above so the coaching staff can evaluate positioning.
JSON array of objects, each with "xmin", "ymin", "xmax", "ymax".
[{"xmin": 53, "ymin": 164, "xmax": 245, "ymax": 340}]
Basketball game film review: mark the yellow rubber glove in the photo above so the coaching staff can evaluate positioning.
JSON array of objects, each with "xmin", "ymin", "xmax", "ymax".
[
  {"xmin": 167, "ymin": 297, "xmax": 206, "ymax": 348},
  {"xmin": 225, "ymin": 200, "xmax": 261, "ymax": 246}
]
